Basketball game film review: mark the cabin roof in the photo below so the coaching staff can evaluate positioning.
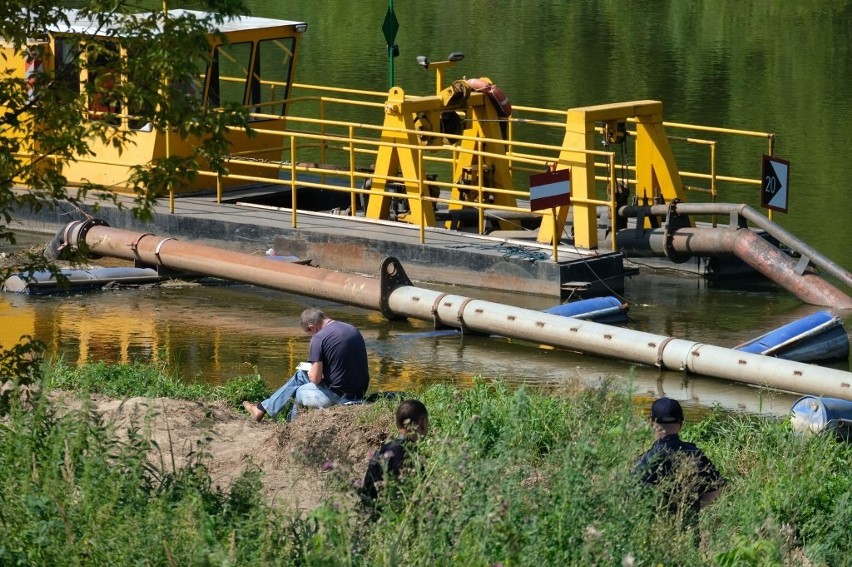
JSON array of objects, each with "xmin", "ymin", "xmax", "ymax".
[{"xmin": 48, "ymin": 8, "xmax": 306, "ymax": 37}]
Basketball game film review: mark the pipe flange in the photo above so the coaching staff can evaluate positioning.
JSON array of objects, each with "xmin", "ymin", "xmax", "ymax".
[
  {"xmin": 59, "ymin": 221, "xmax": 82, "ymax": 254},
  {"xmin": 379, "ymin": 257, "xmax": 412, "ymax": 321},
  {"xmin": 456, "ymin": 297, "xmax": 475, "ymax": 335},
  {"xmin": 48, "ymin": 220, "xmax": 84, "ymax": 259},
  {"xmin": 681, "ymin": 342, "xmax": 704, "ymax": 374},
  {"xmin": 658, "ymin": 336, "xmax": 703, "ymax": 373},
  {"xmin": 153, "ymin": 237, "xmax": 175, "ymax": 264},
  {"xmin": 430, "ymin": 293, "xmax": 450, "ymax": 329},
  {"xmin": 656, "ymin": 336, "xmax": 676, "ymax": 368},
  {"xmin": 663, "ymin": 199, "xmax": 691, "ymax": 264},
  {"xmin": 130, "ymin": 232, "xmax": 155, "ymax": 254},
  {"xmin": 69, "ymin": 218, "xmax": 110, "ymax": 260}
]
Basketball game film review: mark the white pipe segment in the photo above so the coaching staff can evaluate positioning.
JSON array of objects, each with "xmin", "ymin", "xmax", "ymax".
[
  {"xmin": 663, "ymin": 342, "xmax": 852, "ymax": 398},
  {"xmin": 61, "ymin": 222, "xmax": 852, "ymax": 401},
  {"xmin": 387, "ymin": 286, "xmax": 852, "ymax": 401}
]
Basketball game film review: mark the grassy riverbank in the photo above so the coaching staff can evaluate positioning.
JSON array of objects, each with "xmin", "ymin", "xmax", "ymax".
[{"xmin": 1, "ymin": 361, "xmax": 850, "ymax": 565}]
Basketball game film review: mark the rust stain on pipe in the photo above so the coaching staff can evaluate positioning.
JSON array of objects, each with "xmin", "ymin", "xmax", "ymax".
[
  {"xmin": 618, "ymin": 226, "xmax": 852, "ymax": 308},
  {"xmin": 732, "ymin": 230, "xmax": 852, "ymax": 308},
  {"xmin": 53, "ymin": 221, "xmax": 852, "ymax": 400},
  {"xmin": 79, "ymin": 225, "xmax": 384, "ymax": 311}
]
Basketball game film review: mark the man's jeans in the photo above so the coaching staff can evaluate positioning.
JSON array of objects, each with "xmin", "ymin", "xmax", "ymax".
[{"xmin": 261, "ymin": 370, "xmax": 348, "ymax": 421}]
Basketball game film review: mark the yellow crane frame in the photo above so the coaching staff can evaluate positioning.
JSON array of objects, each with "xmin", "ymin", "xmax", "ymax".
[
  {"xmin": 539, "ymin": 100, "xmax": 692, "ymax": 248},
  {"xmin": 366, "ymin": 79, "xmax": 516, "ymax": 228}
]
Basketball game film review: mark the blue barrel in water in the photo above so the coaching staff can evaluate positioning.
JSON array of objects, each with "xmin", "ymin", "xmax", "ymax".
[{"xmin": 791, "ymin": 396, "xmax": 852, "ymax": 440}]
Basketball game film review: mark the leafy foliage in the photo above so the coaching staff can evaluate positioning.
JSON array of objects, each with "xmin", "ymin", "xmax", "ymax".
[
  {"xmin": 0, "ymin": 1, "xmax": 249, "ymax": 255},
  {"xmin": 0, "ymin": 335, "xmax": 45, "ymax": 413},
  {"xmin": 0, "ymin": 0, "xmax": 255, "ymax": 386}
]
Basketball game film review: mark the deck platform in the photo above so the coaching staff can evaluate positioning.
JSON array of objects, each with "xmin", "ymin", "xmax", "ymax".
[{"xmin": 10, "ymin": 185, "xmax": 626, "ymax": 299}]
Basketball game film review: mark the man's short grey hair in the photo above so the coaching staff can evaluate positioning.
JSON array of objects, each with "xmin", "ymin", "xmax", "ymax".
[{"xmin": 300, "ymin": 308, "xmax": 327, "ymax": 331}]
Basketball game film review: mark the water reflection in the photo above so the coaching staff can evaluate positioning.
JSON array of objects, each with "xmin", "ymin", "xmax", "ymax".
[
  {"xmin": 1, "ymin": 281, "xmax": 801, "ymax": 417},
  {"xmin": 3, "ymin": 232, "xmax": 845, "ymax": 419}
]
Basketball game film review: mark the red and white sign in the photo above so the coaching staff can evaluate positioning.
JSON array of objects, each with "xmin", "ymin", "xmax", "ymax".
[{"xmin": 529, "ymin": 168, "xmax": 571, "ymax": 211}]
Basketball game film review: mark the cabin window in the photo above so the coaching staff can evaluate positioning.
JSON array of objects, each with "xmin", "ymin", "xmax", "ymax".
[
  {"xmin": 252, "ymin": 37, "xmax": 296, "ymax": 117},
  {"xmin": 125, "ymin": 42, "xmax": 159, "ymax": 131},
  {"xmin": 53, "ymin": 38, "xmax": 80, "ymax": 96},
  {"xmin": 85, "ymin": 41, "xmax": 122, "ymax": 125},
  {"xmin": 208, "ymin": 42, "xmax": 252, "ymax": 109}
]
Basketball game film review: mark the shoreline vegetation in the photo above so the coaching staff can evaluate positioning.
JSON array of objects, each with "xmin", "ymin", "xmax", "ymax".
[{"xmin": 1, "ymin": 360, "xmax": 850, "ymax": 565}]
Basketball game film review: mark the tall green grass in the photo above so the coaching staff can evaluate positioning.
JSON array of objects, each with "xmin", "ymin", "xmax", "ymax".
[
  {"xmin": 316, "ymin": 382, "xmax": 852, "ymax": 566},
  {"xmin": 0, "ymin": 395, "xmax": 279, "ymax": 564},
  {"xmin": 41, "ymin": 359, "xmax": 270, "ymax": 407},
  {"xmin": 2, "ymin": 363, "xmax": 851, "ymax": 565}
]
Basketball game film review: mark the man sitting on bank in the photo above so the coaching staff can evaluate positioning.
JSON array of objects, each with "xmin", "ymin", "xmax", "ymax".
[{"xmin": 243, "ymin": 308, "xmax": 370, "ymax": 421}]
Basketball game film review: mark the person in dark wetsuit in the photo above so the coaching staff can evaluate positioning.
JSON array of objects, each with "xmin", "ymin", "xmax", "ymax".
[
  {"xmin": 632, "ymin": 397, "xmax": 724, "ymax": 528},
  {"xmin": 242, "ymin": 308, "xmax": 370, "ymax": 422},
  {"xmin": 360, "ymin": 399, "xmax": 429, "ymax": 505}
]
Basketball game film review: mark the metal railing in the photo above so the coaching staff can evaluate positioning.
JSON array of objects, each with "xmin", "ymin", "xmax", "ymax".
[
  {"xmin": 32, "ymin": 81, "xmax": 776, "ymax": 253},
  {"xmin": 199, "ymin": 116, "xmax": 614, "ymax": 250},
  {"xmin": 191, "ymin": 88, "xmax": 774, "ymax": 249}
]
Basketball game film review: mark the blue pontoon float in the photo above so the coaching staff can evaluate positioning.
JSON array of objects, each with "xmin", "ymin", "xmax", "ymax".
[
  {"xmin": 542, "ymin": 296, "xmax": 629, "ymax": 326},
  {"xmin": 2, "ymin": 268, "xmax": 165, "ymax": 294},
  {"xmin": 736, "ymin": 311, "xmax": 849, "ymax": 364}
]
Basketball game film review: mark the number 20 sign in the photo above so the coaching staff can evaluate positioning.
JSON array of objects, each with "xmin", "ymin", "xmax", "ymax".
[{"xmin": 761, "ymin": 155, "xmax": 790, "ymax": 213}]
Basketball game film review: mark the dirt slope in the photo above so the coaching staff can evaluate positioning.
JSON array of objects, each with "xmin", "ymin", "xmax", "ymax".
[{"xmin": 51, "ymin": 393, "xmax": 397, "ymax": 512}]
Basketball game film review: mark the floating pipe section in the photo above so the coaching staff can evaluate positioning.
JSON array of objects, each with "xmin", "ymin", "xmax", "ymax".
[
  {"xmin": 56, "ymin": 220, "xmax": 852, "ymax": 401},
  {"xmin": 385, "ymin": 287, "xmax": 852, "ymax": 400},
  {"xmin": 2, "ymin": 267, "xmax": 163, "ymax": 294},
  {"xmin": 617, "ymin": 203, "xmax": 852, "ymax": 308}
]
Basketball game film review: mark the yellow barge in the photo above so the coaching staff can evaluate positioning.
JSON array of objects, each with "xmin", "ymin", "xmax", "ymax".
[
  {"xmin": 2, "ymin": 9, "xmax": 303, "ymax": 191},
  {"xmin": 3, "ymin": 8, "xmax": 850, "ymax": 305}
]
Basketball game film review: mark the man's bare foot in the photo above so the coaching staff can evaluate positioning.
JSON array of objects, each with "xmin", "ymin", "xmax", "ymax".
[{"xmin": 242, "ymin": 401, "xmax": 266, "ymax": 422}]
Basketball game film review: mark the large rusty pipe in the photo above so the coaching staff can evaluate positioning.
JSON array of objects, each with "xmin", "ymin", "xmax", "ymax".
[
  {"xmin": 619, "ymin": 202, "xmax": 852, "ymax": 289},
  {"xmin": 68, "ymin": 222, "xmax": 384, "ymax": 310},
  {"xmin": 617, "ymin": 225, "xmax": 739, "ymax": 257},
  {"xmin": 616, "ymin": 226, "xmax": 852, "ymax": 308},
  {"xmin": 386, "ymin": 286, "xmax": 852, "ymax": 400},
  {"xmin": 732, "ymin": 230, "xmax": 852, "ymax": 308},
  {"xmin": 60, "ymin": 221, "xmax": 852, "ymax": 400}
]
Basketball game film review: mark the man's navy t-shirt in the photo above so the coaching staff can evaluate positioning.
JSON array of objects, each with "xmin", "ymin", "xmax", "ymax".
[{"xmin": 308, "ymin": 320, "xmax": 369, "ymax": 397}]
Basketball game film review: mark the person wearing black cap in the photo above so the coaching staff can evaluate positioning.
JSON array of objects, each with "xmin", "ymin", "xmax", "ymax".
[{"xmin": 632, "ymin": 397, "xmax": 723, "ymax": 525}]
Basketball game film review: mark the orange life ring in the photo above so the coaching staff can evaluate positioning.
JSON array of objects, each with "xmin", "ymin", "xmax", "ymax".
[
  {"xmin": 467, "ymin": 77, "xmax": 512, "ymax": 117},
  {"xmin": 90, "ymin": 73, "xmax": 117, "ymax": 115}
]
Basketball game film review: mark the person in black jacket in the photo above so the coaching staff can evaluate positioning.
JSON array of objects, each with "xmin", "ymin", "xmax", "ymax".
[
  {"xmin": 360, "ymin": 399, "xmax": 429, "ymax": 504},
  {"xmin": 633, "ymin": 397, "xmax": 724, "ymax": 529}
]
